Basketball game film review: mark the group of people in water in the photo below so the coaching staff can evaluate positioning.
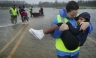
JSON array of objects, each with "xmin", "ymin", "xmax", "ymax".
[{"xmin": 9, "ymin": 5, "xmax": 44, "ymax": 24}]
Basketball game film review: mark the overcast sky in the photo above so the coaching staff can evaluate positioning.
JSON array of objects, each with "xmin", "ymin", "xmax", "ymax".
[{"xmin": 24, "ymin": 0, "xmax": 79, "ymax": 4}]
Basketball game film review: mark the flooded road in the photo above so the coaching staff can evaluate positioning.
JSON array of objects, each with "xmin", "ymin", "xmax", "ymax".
[{"xmin": 0, "ymin": 8, "xmax": 96, "ymax": 58}]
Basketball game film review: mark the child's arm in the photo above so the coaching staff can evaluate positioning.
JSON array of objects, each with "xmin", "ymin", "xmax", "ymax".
[
  {"xmin": 66, "ymin": 22, "xmax": 82, "ymax": 35},
  {"xmin": 66, "ymin": 22, "xmax": 89, "ymax": 46}
]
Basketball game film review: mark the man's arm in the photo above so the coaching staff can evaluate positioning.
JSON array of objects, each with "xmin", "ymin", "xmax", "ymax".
[
  {"xmin": 44, "ymin": 25, "xmax": 58, "ymax": 34},
  {"xmin": 17, "ymin": 10, "xmax": 19, "ymax": 16},
  {"xmin": 80, "ymin": 22, "xmax": 93, "ymax": 34},
  {"xmin": 80, "ymin": 22, "xmax": 89, "ymax": 31},
  {"xmin": 19, "ymin": 10, "xmax": 21, "ymax": 15},
  {"xmin": 51, "ymin": 17, "xmax": 63, "ymax": 38}
]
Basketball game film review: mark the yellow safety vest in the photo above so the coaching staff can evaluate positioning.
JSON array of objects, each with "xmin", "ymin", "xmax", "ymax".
[
  {"xmin": 56, "ymin": 15, "xmax": 80, "ymax": 53},
  {"xmin": 29, "ymin": 7, "xmax": 33, "ymax": 12},
  {"xmin": 10, "ymin": 7, "xmax": 17, "ymax": 16}
]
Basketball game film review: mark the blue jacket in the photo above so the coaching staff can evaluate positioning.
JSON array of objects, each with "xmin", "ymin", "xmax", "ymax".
[{"xmin": 51, "ymin": 8, "xmax": 93, "ymax": 56}]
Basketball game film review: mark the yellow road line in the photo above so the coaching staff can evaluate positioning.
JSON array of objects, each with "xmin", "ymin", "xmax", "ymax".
[
  {"xmin": 0, "ymin": 25, "xmax": 26, "ymax": 54},
  {"xmin": 7, "ymin": 24, "xmax": 29, "ymax": 58},
  {"xmin": 88, "ymin": 37, "xmax": 96, "ymax": 44}
]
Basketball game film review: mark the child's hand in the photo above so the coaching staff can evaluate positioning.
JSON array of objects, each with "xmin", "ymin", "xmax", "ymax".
[
  {"xmin": 80, "ymin": 22, "xmax": 89, "ymax": 31},
  {"xmin": 59, "ymin": 23, "xmax": 69, "ymax": 31}
]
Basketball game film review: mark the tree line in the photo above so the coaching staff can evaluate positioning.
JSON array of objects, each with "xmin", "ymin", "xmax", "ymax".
[
  {"xmin": 0, "ymin": 1, "xmax": 31, "ymax": 7},
  {"xmin": 0, "ymin": 1, "xmax": 96, "ymax": 7},
  {"xmin": 38, "ymin": 1, "xmax": 96, "ymax": 7}
]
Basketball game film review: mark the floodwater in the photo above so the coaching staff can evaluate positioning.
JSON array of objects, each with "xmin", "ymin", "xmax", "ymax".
[{"xmin": 0, "ymin": 8, "xmax": 96, "ymax": 58}]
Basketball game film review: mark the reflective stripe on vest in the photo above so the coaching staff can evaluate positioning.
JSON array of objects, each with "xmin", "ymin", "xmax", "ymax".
[
  {"xmin": 56, "ymin": 15, "xmax": 80, "ymax": 52},
  {"xmin": 10, "ymin": 7, "xmax": 17, "ymax": 16}
]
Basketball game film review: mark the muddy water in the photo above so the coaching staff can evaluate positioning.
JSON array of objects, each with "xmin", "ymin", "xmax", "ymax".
[{"xmin": 0, "ymin": 8, "xmax": 96, "ymax": 58}]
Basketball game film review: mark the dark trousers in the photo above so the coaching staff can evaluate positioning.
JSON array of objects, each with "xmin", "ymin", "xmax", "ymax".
[
  {"xmin": 30, "ymin": 12, "xmax": 32, "ymax": 17},
  {"xmin": 24, "ymin": 16, "xmax": 29, "ymax": 21}
]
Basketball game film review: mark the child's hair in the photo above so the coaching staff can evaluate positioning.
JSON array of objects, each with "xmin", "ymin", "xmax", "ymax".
[{"xmin": 76, "ymin": 12, "xmax": 90, "ymax": 22}]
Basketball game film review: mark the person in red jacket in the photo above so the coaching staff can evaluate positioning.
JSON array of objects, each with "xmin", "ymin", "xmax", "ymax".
[{"xmin": 21, "ymin": 8, "xmax": 29, "ymax": 23}]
